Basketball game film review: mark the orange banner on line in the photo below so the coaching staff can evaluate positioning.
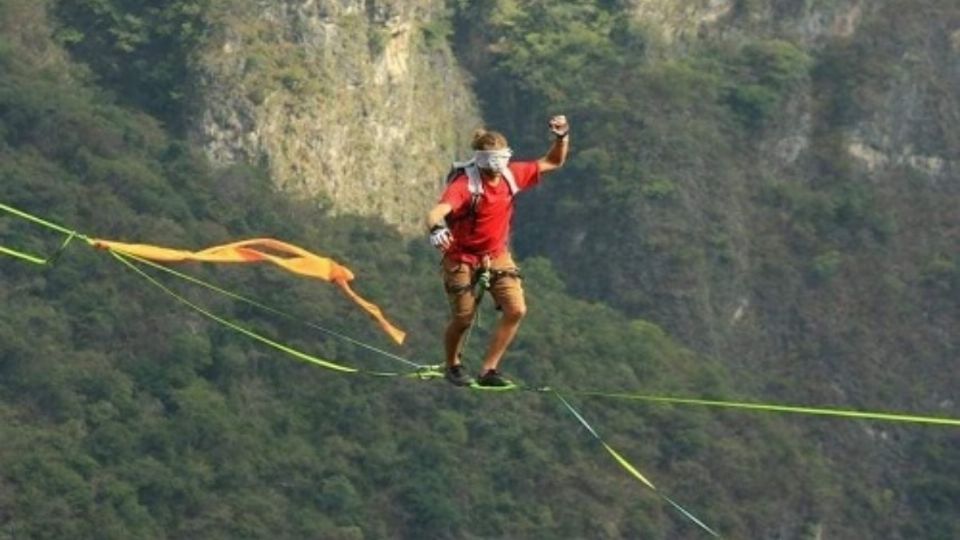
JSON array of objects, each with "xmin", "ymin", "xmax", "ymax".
[{"xmin": 93, "ymin": 238, "xmax": 406, "ymax": 344}]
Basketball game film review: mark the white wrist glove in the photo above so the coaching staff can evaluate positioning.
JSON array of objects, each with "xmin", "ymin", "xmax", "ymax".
[{"xmin": 429, "ymin": 225, "xmax": 453, "ymax": 249}]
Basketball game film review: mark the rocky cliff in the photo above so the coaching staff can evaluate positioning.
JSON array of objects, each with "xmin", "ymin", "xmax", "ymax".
[
  {"xmin": 626, "ymin": 0, "xmax": 957, "ymax": 173},
  {"xmin": 196, "ymin": 0, "xmax": 480, "ymax": 232},
  {"xmin": 625, "ymin": 0, "xmax": 868, "ymax": 46}
]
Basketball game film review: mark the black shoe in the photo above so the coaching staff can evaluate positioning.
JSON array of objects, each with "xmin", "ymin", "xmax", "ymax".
[
  {"xmin": 476, "ymin": 369, "xmax": 512, "ymax": 387},
  {"xmin": 444, "ymin": 364, "xmax": 474, "ymax": 387}
]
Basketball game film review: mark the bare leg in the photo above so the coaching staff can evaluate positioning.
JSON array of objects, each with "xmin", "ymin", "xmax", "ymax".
[
  {"xmin": 441, "ymin": 258, "xmax": 477, "ymax": 367},
  {"xmin": 480, "ymin": 308, "xmax": 525, "ymax": 372},
  {"xmin": 444, "ymin": 318, "xmax": 473, "ymax": 366},
  {"xmin": 480, "ymin": 253, "xmax": 526, "ymax": 373}
]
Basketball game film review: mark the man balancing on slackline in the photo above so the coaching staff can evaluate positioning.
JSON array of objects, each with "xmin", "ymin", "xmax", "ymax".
[{"xmin": 426, "ymin": 115, "xmax": 570, "ymax": 387}]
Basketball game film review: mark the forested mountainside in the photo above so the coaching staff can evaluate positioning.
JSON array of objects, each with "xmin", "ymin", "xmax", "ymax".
[
  {"xmin": 451, "ymin": 5, "xmax": 959, "ymax": 537},
  {"xmin": 0, "ymin": 0, "xmax": 957, "ymax": 539}
]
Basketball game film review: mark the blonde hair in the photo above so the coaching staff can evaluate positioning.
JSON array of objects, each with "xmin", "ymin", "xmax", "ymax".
[{"xmin": 471, "ymin": 128, "xmax": 509, "ymax": 151}]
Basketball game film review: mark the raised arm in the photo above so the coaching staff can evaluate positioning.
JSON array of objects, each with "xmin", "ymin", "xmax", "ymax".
[{"xmin": 537, "ymin": 115, "xmax": 570, "ymax": 174}]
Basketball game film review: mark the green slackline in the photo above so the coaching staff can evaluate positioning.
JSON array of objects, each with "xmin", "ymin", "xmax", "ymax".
[
  {"xmin": 567, "ymin": 390, "xmax": 960, "ymax": 427},
  {"xmin": 0, "ymin": 202, "xmax": 83, "ymax": 237}
]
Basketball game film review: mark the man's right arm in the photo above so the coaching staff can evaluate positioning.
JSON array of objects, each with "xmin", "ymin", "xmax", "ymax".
[
  {"xmin": 426, "ymin": 203, "xmax": 452, "ymax": 230},
  {"xmin": 426, "ymin": 203, "xmax": 454, "ymax": 251}
]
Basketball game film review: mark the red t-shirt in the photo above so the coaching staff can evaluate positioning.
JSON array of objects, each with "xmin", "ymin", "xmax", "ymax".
[{"xmin": 439, "ymin": 161, "xmax": 541, "ymax": 264}]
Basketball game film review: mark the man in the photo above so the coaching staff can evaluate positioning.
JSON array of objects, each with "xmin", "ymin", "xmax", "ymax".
[{"xmin": 426, "ymin": 115, "xmax": 570, "ymax": 387}]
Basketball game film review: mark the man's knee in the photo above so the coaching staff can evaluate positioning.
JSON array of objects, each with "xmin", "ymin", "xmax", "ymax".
[
  {"xmin": 501, "ymin": 302, "xmax": 527, "ymax": 322},
  {"xmin": 450, "ymin": 310, "xmax": 476, "ymax": 330},
  {"xmin": 491, "ymin": 271, "xmax": 525, "ymax": 322},
  {"xmin": 446, "ymin": 287, "xmax": 477, "ymax": 330}
]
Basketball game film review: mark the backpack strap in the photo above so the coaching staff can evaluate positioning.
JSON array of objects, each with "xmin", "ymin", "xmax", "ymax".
[
  {"xmin": 463, "ymin": 162, "xmax": 484, "ymax": 198},
  {"xmin": 500, "ymin": 166, "xmax": 519, "ymax": 196},
  {"xmin": 461, "ymin": 161, "xmax": 519, "ymax": 196},
  {"xmin": 458, "ymin": 162, "xmax": 483, "ymax": 223},
  {"xmin": 444, "ymin": 160, "xmax": 521, "ymax": 228}
]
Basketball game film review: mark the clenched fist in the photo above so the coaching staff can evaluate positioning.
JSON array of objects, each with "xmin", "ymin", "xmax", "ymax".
[{"xmin": 548, "ymin": 115, "xmax": 569, "ymax": 138}]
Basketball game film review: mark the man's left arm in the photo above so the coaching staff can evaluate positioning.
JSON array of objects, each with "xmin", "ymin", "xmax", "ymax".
[{"xmin": 537, "ymin": 115, "xmax": 570, "ymax": 174}]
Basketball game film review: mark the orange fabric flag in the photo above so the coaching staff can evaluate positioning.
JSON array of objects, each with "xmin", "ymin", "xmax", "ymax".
[{"xmin": 93, "ymin": 238, "xmax": 406, "ymax": 344}]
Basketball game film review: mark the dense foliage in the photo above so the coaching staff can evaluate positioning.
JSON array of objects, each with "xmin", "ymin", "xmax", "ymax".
[
  {"xmin": 455, "ymin": 0, "xmax": 958, "ymax": 359},
  {"xmin": 52, "ymin": 0, "xmax": 212, "ymax": 128},
  {"xmin": 0, "ymin": 0, "xmax": 957, "ymax": 538},
  {"xmin": 452, "ymin": 0, "xmax": 959, "ymax": 537}
]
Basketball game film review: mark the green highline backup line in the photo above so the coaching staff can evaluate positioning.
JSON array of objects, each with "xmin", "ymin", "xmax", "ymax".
[
  {"xmin": 0, "ymin": 245, "xmax": 48, "ymax": 265},
  {"xmin": 111, "ymin": 251, "xmax": 360, "ymax": 375},
  {"xmin": 553, "ymin": 391, "xmax": 720, "ymax": 537},
  {"xmin": 120, "ymin": 252, "xmax": 426, "ymax": 370}
]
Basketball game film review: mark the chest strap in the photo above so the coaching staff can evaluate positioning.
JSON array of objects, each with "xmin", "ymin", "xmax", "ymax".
[{"xmin": 448, "ymin": 162, "xmax": 520, "ymax": 229}]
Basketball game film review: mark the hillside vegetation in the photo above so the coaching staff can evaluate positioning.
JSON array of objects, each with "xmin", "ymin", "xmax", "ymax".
[
  {"xmin": 454, "ymin": 2, "xmax": 959, "ymax": 536},
  {"xmin": 0, "ymin": 0, "xmax": 957, "ymax": 539}
]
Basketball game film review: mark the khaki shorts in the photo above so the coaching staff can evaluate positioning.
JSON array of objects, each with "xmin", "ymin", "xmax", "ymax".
[{"xmin": 442, "ymin": 253, "xmax": 525, "ymax": 322}]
